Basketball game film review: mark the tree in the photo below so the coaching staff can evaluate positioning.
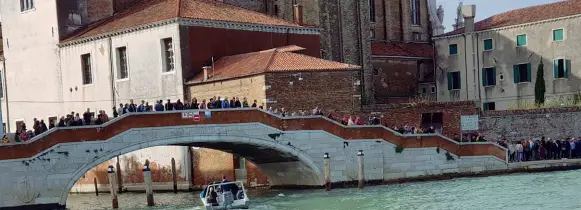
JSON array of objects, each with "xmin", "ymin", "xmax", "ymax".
[{"xmin": 534, "ymin": 61, "xmax": 546, "ymax": 106}]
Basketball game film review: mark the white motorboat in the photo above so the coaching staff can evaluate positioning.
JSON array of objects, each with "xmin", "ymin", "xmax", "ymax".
[{"xmin": 200, "ymin": 181, "xmax": 249, "ymax": 209}]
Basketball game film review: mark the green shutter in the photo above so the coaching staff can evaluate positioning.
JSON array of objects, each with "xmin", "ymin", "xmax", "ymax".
[
  {"xmin": 527, "ymin": 63, "xmax": 532, "ymax": 82},
  {"xmin": 517, "ymin": 35, "xmax": 527, "ymax": 46},
  {"xmin": 513, "ymin": 65, "xmax": 520, "ymax": 83},
  {"xmin": 565, "ymin": 59, "xmax": 570, "ymax": 78},
  {"xmin": 447, "ymin": 72, "xmax": 453, "ymax": 90},
  {"xmin": 457, "ymin": 72, "xmax": 461, "ymax": 88},
  {"xmin": 482, "ymin": 68, "xmax": 487, "ymax": 86},
  {"xmin": 553, "ymin": 29, "xmax": 564, "ymax": 41},
  {"xmin": 554, "ymin": 59, "xmax": 559, "ymax": 78},
  {"xmin": 492, "ymin": 67, "xmax": 497, "ymax": 85},
  {"xmin": 483, "ymin": 103, "xmax": 489, "ymax": 111},
  {"xmin": 484, "ymin": 39, "xmax": 493, "ymax": 51}
]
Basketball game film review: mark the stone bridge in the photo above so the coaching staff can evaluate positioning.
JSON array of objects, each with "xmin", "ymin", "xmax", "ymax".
[{"xmin": 0, "ymin": 109, "xmax": 507, "ymax": 210}]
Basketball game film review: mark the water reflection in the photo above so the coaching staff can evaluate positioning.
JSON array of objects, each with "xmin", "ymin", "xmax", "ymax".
[{"xmin": 67, "ymin": 170, "xmax": 581, "ymax": 210}]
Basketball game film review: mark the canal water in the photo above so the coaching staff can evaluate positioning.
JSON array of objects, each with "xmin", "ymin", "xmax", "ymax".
[{"xmin": 67, "ymin": 169, "xmax": 581, "ymax": 210}]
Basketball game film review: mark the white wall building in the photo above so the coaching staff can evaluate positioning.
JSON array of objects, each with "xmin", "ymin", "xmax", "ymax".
[{"xmin": 434, "ymin": 1, "xmax": 581, "ymax": 110}]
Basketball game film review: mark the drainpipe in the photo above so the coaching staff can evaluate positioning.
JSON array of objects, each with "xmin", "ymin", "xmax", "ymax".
[
  {"xmin": 475, "ymin": 33, "xmax": 482, "ymax": 103},
  {"xmin": 1, "ymin": 57, "xmax": 9, "ymax": 133},
  {"xmin": 432, "ymin": 42, "xmax": 437, "ymax": 100},
  {"xmin": 108, "ymin": 38, "xmax": 116, "ymax": 109},
  {"xmin": 463, "ymin": 34, "xmax": 469, "ymax": 100},
  {"xmin": 355, "ymin": 0, "xmax": 365, "ymax": 106}
]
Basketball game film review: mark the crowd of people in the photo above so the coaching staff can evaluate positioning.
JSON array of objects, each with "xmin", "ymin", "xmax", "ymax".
[
  {"xmin": 9, "ymin": 96, "xmax": 581, "ymax": 165},
  {"xmin": 9, "ymin": 97, "xmax": 262, "ymax": 143},
  {"xmin": 505, "ymin": 137, "xmax": 581, "ymax": 162}
]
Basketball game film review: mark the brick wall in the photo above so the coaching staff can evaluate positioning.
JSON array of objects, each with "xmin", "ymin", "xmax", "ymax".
[
  {"xmin": 245, "ymin": 160, "xmax": 269, "ymax": 186},
  {"xmin": 86, "ymin": 0, "xmax": 114, "ymax": 24},
  {"xmin": 192, "ymin": 148, "xmax": 269, "ymax": 187},
  {"xmin": 187, "ymin": 75, "xmax": 267, "ymax": 106},
  {"xmin": 372, "ymin": 58, "xmax": 434, "ymax": 103},
  {"xmin": 479, "ymin": 107, "xmax": 581, "ymax": 141},
  {"xmin": 377, "ymin": 0, "xmax": 430, "ymax": 42},
  {"xmin": 365, "ymin": 101, "xmax": 477, "ymax": 137},
  {"xmin": 265, "ymin": 71, "xmax": 359, "ymax": 115},
  {"xmin": 192, "ymin": 148, "xmax": 235, "ymax": 186}
]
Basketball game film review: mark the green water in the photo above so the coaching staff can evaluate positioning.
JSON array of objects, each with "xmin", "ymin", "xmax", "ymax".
[{"xmin": 67, "ymin": 170, "xmax": 581, "ymax": 210}]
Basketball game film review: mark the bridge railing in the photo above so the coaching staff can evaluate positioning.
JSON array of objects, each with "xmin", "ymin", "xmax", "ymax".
[{"xmin": 0, "ymin": 108, "xmax": 507, "ymax": 162}]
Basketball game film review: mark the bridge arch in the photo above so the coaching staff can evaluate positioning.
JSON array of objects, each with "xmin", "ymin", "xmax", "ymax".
[{"xmin": 59, "ymin": 133, "xmax": 324, "ymax": 206}]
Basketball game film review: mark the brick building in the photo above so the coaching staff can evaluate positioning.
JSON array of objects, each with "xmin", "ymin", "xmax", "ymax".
[
  {"xmin": 186, "ymin": 46, "xmax": 361, "ymax": 114},
  {"xmin": 224, "ymin": 0, "xmax": 444, "ymax": 105}
]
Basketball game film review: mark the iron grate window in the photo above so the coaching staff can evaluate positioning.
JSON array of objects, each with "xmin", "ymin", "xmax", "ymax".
[
  {"xmin": 162, "ymin": 38, "xmax": 174, "ymax": 72},
  {"xmin": 117, "ymin": 47, "xmax": 129, "ymax": 79},
  {"xmin": 81, "ymin": 54, "xmax": 93, "ymax": 85}
]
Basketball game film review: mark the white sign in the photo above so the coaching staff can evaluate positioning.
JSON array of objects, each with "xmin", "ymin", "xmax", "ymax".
[
  {"xmin": 181, "ymin": 112, "xmax": 194, "ymax": 119},
  {"xmin": 460, "ymin": 115, "xmax": 479, "ymax": 131}
]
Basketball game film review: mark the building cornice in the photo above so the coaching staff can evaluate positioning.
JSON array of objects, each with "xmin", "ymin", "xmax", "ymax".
[
  {"xmin": 433, "ymin": 13, "xmax": 581, "ymax": 41},
  {"xmin": 59, "ymin": 18, "xmax": 320, "ymax": 47}
]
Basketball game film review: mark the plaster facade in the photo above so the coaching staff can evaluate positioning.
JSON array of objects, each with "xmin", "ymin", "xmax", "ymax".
[
  {"xmin": 59, "ymin": 23, "xmax": 184, "ymax": 114},
  {"xmin": 435, "ymin": 12, "xmax": 581, "ymax": 110}
]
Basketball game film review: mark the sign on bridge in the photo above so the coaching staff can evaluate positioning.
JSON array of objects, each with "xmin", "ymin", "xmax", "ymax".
[{"xmin": 460, "ymin": 115, "xmax": 479, "ymax": 131}]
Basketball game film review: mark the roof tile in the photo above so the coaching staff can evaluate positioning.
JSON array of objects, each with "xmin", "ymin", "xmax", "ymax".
[
  {"xmin": 63, "ymin": 0, "xmax": 301, "ymax": 42},
  {"xmin": 439, "ymin": 0, "xmax": 581, "ymax": 37},
  {"xmin": 188, "ymin": 46, "xmax": 360, "ymax": 83}
]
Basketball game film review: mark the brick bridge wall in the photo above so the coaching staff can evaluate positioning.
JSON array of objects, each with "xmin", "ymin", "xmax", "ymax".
[{"xmin": 479, "ymin": 107, "xmax": 581, "ymax": 141}]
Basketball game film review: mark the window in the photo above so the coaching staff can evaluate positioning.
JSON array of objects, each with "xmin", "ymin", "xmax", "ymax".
[
  {"xmin": 20, "ymin": 0, "xmax": 34, "ymax": 12},
  {"xmin": 81, "ymin": 54, "xmax": 93, "ymax": 85},
  {"xmin": 410, "ymin": 0, "xmax": 420, "ymax": 25},
  {"xmin": 447, "ymin": 71, "xmax": 461, "ymax": 90},
  {"xmin": 370, "ymin": 29, "xmax": 376, "ymax": 39},
  {"xmin": 368, "ymin": 0, "xmax": 376, "ymax": 22},
  {"xmin": 553, "ymin": 29, "xmax": 564, "ymax": 41},
  {"xmin": 482, "ymin": 67, "xmax": 496, "ymax": 86},
  {"xmin": 483, "ymin": 39, "xmax": 493, "ymax": 51},
  {"xmin": 373, "ymin": 69, "xmax": 379, "ymax": 76},
  {"xmin": 161, "ymin": 38, "xmax": 174, "ymax": 72},
  {"xmin": 449, "ymin": 44, "xmax": 458, "ymax": 55},
  {"xmin": 513, "ymin": 63, "xmax": 531, "ymax": 83},
  {"xmin": 412, "ymin": 32, "xmax": 421, "ymax": 41},
  {"xmin": 516, "ymin": 34, "xmax": 527, "ymax": 46},
  {"xmin": 483, "ymin": 102, "xmax": 496, "ymax": 111},
  {"xmin": 431, "ymin": 86, "xmax": 436, "ymax": 93},
  {"xmin": 117, "ymin": 47, "xmax": 128, "ymax": 79},
  {"xmin": 553, "ymin": 59, "xmax": 570, "ymax": 79}
]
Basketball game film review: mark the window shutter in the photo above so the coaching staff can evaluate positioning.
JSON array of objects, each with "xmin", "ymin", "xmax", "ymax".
[
  {"xmin": 457, "ymin": 72, "xmax": 461, "ymax": 88},
  {"xmin": 554, "ymin": 60, "xmax": 559, "ymax": 78},
  {"xmin": 565, "ymin": 59, "xmax": 570, "ymax": 78},
  {"xmin": 527, "ymin": 63, "xmax": 532, "ymax": 82},
  {"xmin": 482, "ymin": 68, "xmax": 487, "ymax": 86},
  {"xmin": 492, "ymin": 67, "xmax": 497, "ymax": 85},
  {"xmin": 447, "ymin": 72, "xmax": 453, "ymax": 90},
  {"xmin": 513, "ymin": 65, "xmax": 519, "ymax": 83},
  {"xmin": 483, "ymin": 103, "xmax": 488, "ymax": 111}
]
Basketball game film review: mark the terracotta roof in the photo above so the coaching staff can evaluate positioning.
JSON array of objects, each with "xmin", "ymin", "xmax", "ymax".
[
  {"xmin": 439, "ymin": 0, "xmax": 581, "ymax": 37},
  {"xmin": 275, "ymin": 45, "xmax": 306, "ymax": 53},
  {"xmin": 371, "ymin": 42, "xmax": 434, "ymax": 58},
  {"xmin": 187, "ymin": 46, "xmax": 360, "ymax": 83},
  {"xmin": 62, "ymin": 0, "xmax": 301, "ymax": 42}
]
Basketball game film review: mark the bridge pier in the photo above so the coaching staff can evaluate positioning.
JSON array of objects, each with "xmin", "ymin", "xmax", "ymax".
[
  {"xmin": 358, "ymin": 150, "xmax": 365, "ymax": 189},
  {"xmin": 108, "ymin": 166, "xmax": 119, "ymax": 209}
]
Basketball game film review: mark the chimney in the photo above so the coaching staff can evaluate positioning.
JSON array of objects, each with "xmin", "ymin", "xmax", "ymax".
[
  {"xmin": 293, "ymin": 5, "xmax": 304, "ymax": 25},
  {"xmin": 462, "ymin": 5, "xmax": 476, "ymax": 33},
  {"xmin": 202, "ymin": 66, "xmax": 212, "ymax": 81}
]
